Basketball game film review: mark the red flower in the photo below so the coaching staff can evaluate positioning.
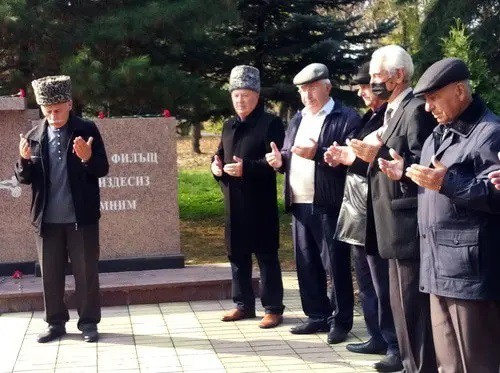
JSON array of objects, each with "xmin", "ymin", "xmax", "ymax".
[
  {"xmin": 12, "ymin": 270, "xmax": 23, "ymax": 279},
  {"xmin": 98, "ymin": 111, "xmax": 105, "ymax": 119},
  {"xmin": 163, "ymin": 109, "xmax": 171, "ymax": 118}
]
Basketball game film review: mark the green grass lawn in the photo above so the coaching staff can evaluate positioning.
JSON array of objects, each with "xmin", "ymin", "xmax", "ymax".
[{"xmin": 179, "ymin": 170, "xmax": 295, "ymax": 269}]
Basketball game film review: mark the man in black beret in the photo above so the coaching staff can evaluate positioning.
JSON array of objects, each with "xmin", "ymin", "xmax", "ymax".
[
  {"xmin": 324, "ymin": 62, "xmax": 400, "ymax": 370},
  {"xmin": 15, "ymin": 75, "xmax": 109, "ymax": 343},
  {"xmin": 379, "ymin": 57, "xmax": 500, "ymax": 372},
  {"xmin": 266, "ymin": 63, "xmax": 362, "ymax": 344}
]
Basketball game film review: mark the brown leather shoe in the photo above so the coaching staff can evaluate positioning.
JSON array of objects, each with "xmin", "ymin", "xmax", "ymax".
[
  {"xmin": 258, "ymin": 314, "xmax": 283, "ymax": 329},
  {"xmin": 221, "ymin": 308, "xmax": 256, "ymax": 322}
]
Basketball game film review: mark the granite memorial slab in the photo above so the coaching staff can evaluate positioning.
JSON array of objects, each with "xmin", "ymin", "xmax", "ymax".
[{"xmin": 0, "ymin": 98, "xmax": 183, "ymax": 275}]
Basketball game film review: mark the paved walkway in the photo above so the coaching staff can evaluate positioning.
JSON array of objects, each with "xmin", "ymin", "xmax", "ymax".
[{"xmin": 0, "ymin": 272, "xmax": 382, "ymax": 373}]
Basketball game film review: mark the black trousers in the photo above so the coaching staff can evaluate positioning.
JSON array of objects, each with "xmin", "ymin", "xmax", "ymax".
[
  {"xmin": 35, "ymin": 223, "xmax": 101, "ymax": 329},
  {"xmin": 389, "ymin": 259, "xmax": 436, "ymax": 372},
  {"xmin": 352, "ymin": 245, "xmax": 398, "ymax": 354},
  {"xmin": 228, "ymin": 250, "xmax": 284, "ymax": 315},
  {"xmin": 292, "ymin": 203, "xmax": 353, "ymax": 331}
]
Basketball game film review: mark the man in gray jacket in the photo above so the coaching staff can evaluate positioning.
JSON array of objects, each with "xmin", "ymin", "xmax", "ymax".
[{"xmin": 380, "ymin": 57, "xmax": 500, "ymax": 372}]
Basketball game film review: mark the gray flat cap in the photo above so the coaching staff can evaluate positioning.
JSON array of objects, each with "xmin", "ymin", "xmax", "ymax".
[
  {"xmin": 414, "ymin": 58, "xmax": 470, "ymax": 97},
  {"xmin": 229, "ymin": 65, "xmax": 260, "ymax": 92},
  {"xmin": 293, "ymin": 63, "xmax": 329, "ymax": 85},
  {"xmin": 353, "ymin": 62, "xmax": 370, "ymax": 85},
  {"xmin": 32, "ymin": 75, "xmax": 72, "ymax": 106}
]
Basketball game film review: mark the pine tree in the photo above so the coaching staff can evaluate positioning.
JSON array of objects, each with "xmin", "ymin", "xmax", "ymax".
[
  {"xmin": 441, "ymin": 19, "xmax": 500, "ymax": 113},
  {"xmin": 204, "ymin": 0, "xmax": 396, "ymax": 112}
]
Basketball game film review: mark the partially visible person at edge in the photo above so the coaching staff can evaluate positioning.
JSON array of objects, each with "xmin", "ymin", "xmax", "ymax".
[
  {"xmin": 380, "ymin": 57, "xmax": 500, "ymax": 372},
  {"xmin": 211, "ymin": 65, "xmax": 285, "ymax": 329},
  {"xmin": 488, "ymin": 152, "xmax": 500, "ymax": 190},
  {"xmin": 15, "ymin": 75, "xmax": 109, "ymax": 344},
  {"xmin": 324, "ymin": 62, "xmax": 401, "ymax": 372},
  {"xmin": 265, "ymin": 63, "xmax": 361, "ymax": 344},
  {"xmin": 347, "ymin": 45, "xmax": 438, "ymax": 372}
]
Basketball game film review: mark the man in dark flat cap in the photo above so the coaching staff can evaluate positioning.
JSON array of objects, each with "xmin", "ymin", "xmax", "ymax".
[
  {"xmin": 266, "ymin": 63, "xmax": 361, "ymax": 343},
  {"xmin": 15, "ymin": 75, "xmax": 109, "ymax": 343},
  {"xmin": 212, "ymin": 65, "xmax": 285, "ymax": 329},
  {"xmin": 324, "ymin": 62, "xmax": 400, "ymax": 370},
  {"xmin": 380, "ymin": 57, "xmax": 500, "ymax": 372}
]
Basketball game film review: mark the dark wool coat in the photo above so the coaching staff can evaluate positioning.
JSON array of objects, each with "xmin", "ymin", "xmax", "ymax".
[
  {"xmin": 418, "ymin": 96, "xmax": 500, "ymax": 300},
  {"xmin": 214, "ymin": 104, "xmax": 285, "ymax": 255},
  {"xmin": 365, "ymin": 92, "xmax": 437, "ymax": 259},
  {"xmin": 15, "ymin": 115, "xmax": 109, "ymax": 233}
]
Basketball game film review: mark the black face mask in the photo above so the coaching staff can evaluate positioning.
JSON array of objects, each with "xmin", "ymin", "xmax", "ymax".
[{"xmin": 371, "ymin": 81, "xmax": 393, "ymax": 100}]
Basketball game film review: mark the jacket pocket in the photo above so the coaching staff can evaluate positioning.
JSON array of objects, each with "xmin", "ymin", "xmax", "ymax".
[
  {"xmin": 390, "ymin": 197, "xmax": 417, "ymax": 210},
  {"xmin": 435, "ymin": 228, "xmax": 480, "ymax": 279}
]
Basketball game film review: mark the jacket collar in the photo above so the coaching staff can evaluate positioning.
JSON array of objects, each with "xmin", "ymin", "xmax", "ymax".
[
  {"xmin": 232, "ymin": 103, "xmax": 265, "ymax": 128},
  {"xmin": 445, "ymin": 95, "xmax": 488, "ymax": 137},
  {"xmin": 294, "ymin": 99, "xmax": 343, "ymax": 123},
  {"xmin": 27, "ymin": 114, "xmax": 77, "ymax": 142}
]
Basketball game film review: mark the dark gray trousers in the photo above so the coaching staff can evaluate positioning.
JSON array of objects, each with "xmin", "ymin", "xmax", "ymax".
[
  {"xmin": 389, "ymin": 259, "xmax": 436, "ymax": 372},
  {"xmin": 35, "ymin": 223, "xmax": 101, "ymax": 329}
]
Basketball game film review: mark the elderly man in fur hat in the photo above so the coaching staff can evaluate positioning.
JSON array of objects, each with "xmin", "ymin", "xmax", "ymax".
[
  {"xmin": 211, "ymin": 65, "xmax": 285, "ymax": 328},
  {"xmin": 15, "ymin": 76, "xmax": 109, "ymax": 343}
]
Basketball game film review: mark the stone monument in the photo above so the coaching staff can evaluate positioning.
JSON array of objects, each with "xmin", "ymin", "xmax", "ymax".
[{"xmin": 0, "ymin": 97, "xmax": 183, "ymax": 275}]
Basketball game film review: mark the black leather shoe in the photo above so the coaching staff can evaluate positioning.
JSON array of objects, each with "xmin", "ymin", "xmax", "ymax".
[
  {"xmin": 373, "ymin": 353, "xmax": 403, "ymax": 372},
  {"xmin": 81, "ymin": 325, "xmax": 99, "ymax": 343},
  {"xmin": 290, "ymin": 322, "xmax": 329, "ymax": 334},
  {"xmin": 346, "ymin": 338, "xmax": 387, "ymax": 354},
  {"xmin": 327, "ymin": 327, "xmax": 348, "ymax": 344},
  {"xmin": 37, "ymin": 324, "xmax": 66, "ymax": 343}
]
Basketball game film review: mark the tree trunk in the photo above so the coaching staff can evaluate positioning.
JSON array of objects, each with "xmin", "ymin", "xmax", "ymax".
[{"xmin": 191, "ymin": 122, "xmax": 202, "ymax": 154}]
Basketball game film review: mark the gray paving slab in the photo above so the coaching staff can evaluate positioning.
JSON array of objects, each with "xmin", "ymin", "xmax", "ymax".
[{"xmin": 0, "ymin": 272, "xmax": 389, "ymax": 372}]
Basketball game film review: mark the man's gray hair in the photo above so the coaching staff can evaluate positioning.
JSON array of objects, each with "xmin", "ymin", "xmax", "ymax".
[
  {"xmin": 370, "ymin": 45, "xmax": 414, "ymax": 81},
  {"xmin": 298, "ymin": 79, "xmax": 331, "ymax": 90},
  {"xmin": 461, "ymin": 79, "xmax": 473, "ymax": 96}
]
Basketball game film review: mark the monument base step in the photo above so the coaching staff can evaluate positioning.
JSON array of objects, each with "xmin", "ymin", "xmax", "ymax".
[{"xmin": 0, "ymin": 264, "xmax": 259, "ymax": 313}]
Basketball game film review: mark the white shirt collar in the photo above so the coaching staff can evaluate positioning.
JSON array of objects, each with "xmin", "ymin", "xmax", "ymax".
[
  {"xmin": 302, "ymin": 98, "xmax": 335, "ymax": 117},
  {"xmin": 388, "ymin": 87, "xmax": 412, "ymax": 113}
]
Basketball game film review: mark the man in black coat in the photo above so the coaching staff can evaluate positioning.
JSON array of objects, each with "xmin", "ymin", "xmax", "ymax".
[
  {"xmin": 387, "ymin": 58, "xmax": 500, "ymax": 372},
  {"xmin": 324, "ymin": 62, "xmax": 400, "ymax": 371},
  {"xmin": 15, "ymin": 75, "xmax": 109, "ymax": 343},
  {"xmin": 266, "ymin": 63, "xmax": 361, "ymax": 344},
  {"xmin": 211, "ymin": 65, "xmax": 285, "ymax": 329},
  {"xmin": 349, "ymin": 45, "xmax": 437, "ymax": 372}
]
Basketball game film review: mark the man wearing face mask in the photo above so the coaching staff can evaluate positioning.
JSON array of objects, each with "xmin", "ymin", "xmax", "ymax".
[{"xmin": 348, "ymin": 45, "xmax": 437, "ymax": 372}]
